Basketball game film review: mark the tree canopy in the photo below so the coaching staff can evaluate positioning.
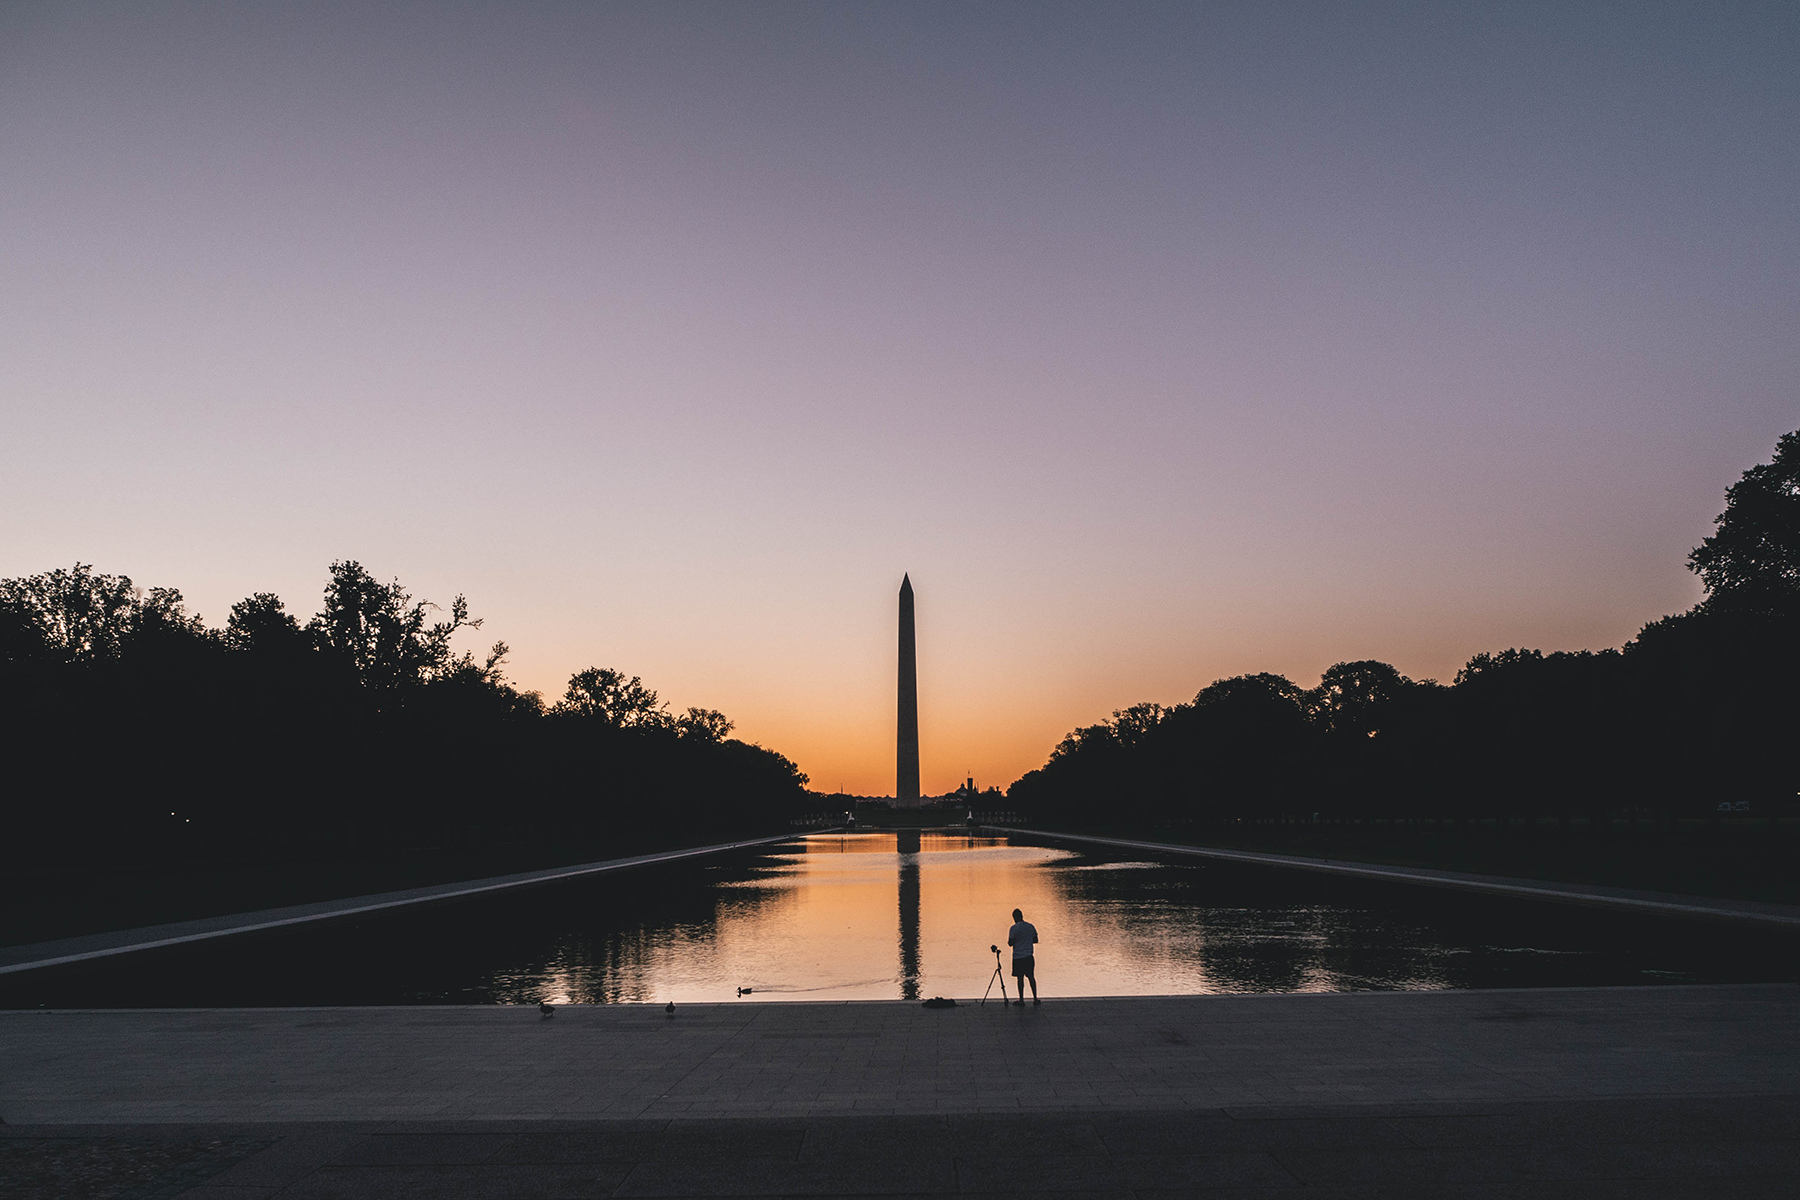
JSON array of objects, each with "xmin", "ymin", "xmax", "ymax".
[
  {"xmin": 1009, "ymin": 429, "xmax": 1800, "ymax": 827},
  {"xmin": 0, "ymin": 560, "xmax": 811, "ymax": 869},
  {"xmin": 1689, "ymin": 430, "xmax": 1800, "ymax": 618}
]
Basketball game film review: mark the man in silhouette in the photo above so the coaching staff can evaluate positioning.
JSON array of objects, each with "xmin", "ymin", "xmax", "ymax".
[{"xmin": 1007, "ymin": 907, "xmax": 1039, "ymax": 1005}]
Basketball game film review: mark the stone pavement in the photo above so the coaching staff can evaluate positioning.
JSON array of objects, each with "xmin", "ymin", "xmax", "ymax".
[
  {"xmin": 7, "ymin": 1097, "xmax": 1799, "ymax": 1199},
  {"xmin": 4, "ymin": 987, "xmax": 1797, "ymax": 1197},
  {"xmin": 4, "ymin": 986, "xmax": 1797, "ymax": 1123}
]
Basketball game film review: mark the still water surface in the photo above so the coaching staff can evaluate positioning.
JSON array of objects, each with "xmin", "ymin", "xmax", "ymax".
[{"xmin": 9, "ymin": 832, "xmax": 1795, "ymax": 1006}]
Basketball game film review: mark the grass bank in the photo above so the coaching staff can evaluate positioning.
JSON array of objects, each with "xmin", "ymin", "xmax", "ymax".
[
  {"xmin": 0, "ymin": 829, "xmax": 809, "ymax": 949},
  {"xmin": 1029, "ymin": 817, "xmax": 1800, "ymax": 907}
]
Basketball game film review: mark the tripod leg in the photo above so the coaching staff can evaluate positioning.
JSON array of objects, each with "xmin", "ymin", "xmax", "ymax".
[{"xmin": 982, "ymin": 956, "xmax": 1006, "ymax": 1007}]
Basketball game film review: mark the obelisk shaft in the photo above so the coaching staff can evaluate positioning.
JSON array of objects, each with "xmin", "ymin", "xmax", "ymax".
[{"xmin": 896, "ymin": 574, "xmax": 920, "ymax": 809}]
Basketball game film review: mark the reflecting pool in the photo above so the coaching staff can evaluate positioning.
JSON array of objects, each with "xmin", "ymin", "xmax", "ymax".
[{"xmin": 6, "ymin": 831, "xmax": 1796, "ymax": 1007}]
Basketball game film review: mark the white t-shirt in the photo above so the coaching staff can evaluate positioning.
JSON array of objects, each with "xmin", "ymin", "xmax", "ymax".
[{"xmin": 1008, "ymin": 920, "xmax": 1038, "ymax": 960}]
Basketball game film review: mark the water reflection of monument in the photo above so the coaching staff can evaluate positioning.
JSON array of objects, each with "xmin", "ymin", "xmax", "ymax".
[{"xmin": 897, "ymin": 847, "xmax": 921, "ymax": 1000}]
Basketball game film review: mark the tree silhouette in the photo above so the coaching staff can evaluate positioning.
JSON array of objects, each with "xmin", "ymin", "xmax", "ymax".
[
  {"xmin": 1689, "ymin": 430, "xmax": 1800, "ymax": 617},
  {"xmin": 1304, "ymin": 660, "xmax": 1418, "ymax": 739},
  {"xmin": 0, "ymin": 559, "xmax": 813, "ymax": 872},
  {"xmin": 312, "ymin": 559, "xmax": 491, "ymax": 691},
  {"xmin": 0, "ymin": 563, "xmax": 155, "ymax": 662},
  {"xmin": 677, "ymin": 707, "xmax": 735, "ymax": 741},
  {"xmin": 1007, "ymin": 429, "xmax": 1800, "ymax": 830},
  {"xmin": 225, "ymin": 592, "xmax": 307, "ymax": 654},
  {"xmin": 557, "ymin": 667, "xmax": 670, "ymax": 728}
]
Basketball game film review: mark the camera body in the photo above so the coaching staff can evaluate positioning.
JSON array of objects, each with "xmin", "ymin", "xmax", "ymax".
[{"xmin": 990, "ymin": 944, "xmax": 999, "ymax": 954}]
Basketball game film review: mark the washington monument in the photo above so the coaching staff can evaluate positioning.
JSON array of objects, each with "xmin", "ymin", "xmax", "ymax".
[{"xmin": 896, "ymin": 574, "xmax": 921, "ymax": 809}]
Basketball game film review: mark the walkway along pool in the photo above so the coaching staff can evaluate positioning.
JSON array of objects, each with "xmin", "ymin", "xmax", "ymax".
[{"xmin": 4, "ymin": 832, "xmax": 1796, "ymax": 1007}]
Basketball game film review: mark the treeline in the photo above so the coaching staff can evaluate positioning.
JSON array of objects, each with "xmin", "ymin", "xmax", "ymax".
[
  {"xmin": 1010, "ymin": 431, "xmax": 1800, "ymax": 830},
  {"xmin": 0, "ymin": 561, "xmax": 811, "ymax": 867}
]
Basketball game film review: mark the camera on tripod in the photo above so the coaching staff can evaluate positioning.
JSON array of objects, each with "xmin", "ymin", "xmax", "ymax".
[{"xmin": 982, "ymin": 944, "xmax": 1008, "ymax": 1005}]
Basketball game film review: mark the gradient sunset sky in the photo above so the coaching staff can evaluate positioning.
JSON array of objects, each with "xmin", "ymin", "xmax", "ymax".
[{"xmin": 3, "ymin": 2, "xmax": 1796, "ymax": 795}]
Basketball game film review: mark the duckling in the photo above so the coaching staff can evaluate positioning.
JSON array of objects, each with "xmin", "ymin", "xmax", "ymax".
[{"xmin": 538, "ymin": 1002, "xmax": 555, "ymax": 1017}]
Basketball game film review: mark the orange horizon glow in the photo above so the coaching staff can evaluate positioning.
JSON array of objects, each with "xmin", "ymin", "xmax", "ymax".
[{"xmin": 499, "ymin": 567, "xmax": 1703, "ymax": 797}]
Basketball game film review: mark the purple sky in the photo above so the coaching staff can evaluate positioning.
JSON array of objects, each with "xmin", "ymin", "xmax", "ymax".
[{"xmin": 3, "ymin": 2, "xmax": 1796, "ymax": 793}]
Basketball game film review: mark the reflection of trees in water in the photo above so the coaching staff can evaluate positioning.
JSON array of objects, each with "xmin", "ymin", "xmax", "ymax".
[
  {"xmin": 549, "ymin": 834, "xmax": 940, "ymax": 1004},
  {"xmin": 1039, "ymin": 855, "xmax": 1800, "ymax": 994},
  {"xmin": 471, "ymin": 850, "xmax": 802, "ymax": 1004},
  {"xmin": 30, "ymin": 836, "xmax": 1800, "ymax": 1009},
  {"xmin": 797, "ymin": 831, "xmax": 939, "ymax": 855},
  {"xmin": 1041, "ymin": 856, "xmax": 1461, "ymax": 993},
  {"xmin": 1176, "ymin": 906, "xmax": 1458, "ymax": 993}
]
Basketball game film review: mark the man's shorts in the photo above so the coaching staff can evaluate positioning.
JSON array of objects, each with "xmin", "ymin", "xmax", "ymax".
[{"xmin": 1012, "ymin": 955, "xmax": 1035, "ymax": 980}]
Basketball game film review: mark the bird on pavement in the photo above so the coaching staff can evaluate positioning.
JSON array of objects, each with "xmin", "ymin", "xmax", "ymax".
[
  {"xmin": 539, "ymin": 1002, "xmax": 555, "ymax": 1017},
  {"xmin": 666, "ymin": 1002, "xmax": 676, "ymax": 1018}
]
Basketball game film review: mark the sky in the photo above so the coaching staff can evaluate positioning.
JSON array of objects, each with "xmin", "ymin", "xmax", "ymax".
[{"xmin": 2, "ymin": 1, "xmax": 1796, "ymax": 796}]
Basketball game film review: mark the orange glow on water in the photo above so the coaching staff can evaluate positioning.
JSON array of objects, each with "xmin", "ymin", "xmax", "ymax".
[{"xmin": 500, "ymin": 832, "xmax": 1467, "ymax": 1004}]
